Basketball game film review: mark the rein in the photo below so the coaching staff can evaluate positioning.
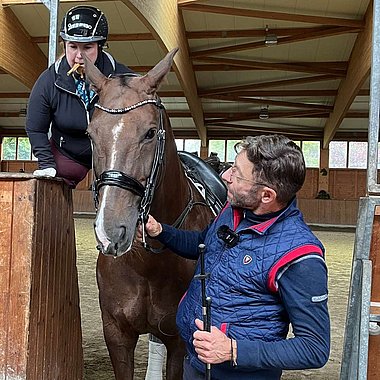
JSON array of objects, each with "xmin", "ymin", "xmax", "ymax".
[{"xmin": 91, "ymin": 97, "xmax": 206, "ymax": 253}]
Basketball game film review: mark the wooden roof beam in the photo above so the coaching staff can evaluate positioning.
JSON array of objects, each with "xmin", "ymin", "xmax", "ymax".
[
  {"xmin": 206, "ymin": 123, "xmax": 323, "ymax": 138},
  {"xmin": 122, "ymin": 0, "xmax": 206, "ymax": 144},
  {"xmin": 194, "ymin": 57, "xmax": 346, "ymax": 76},
  {"xmin": 323, "ymin": 2, "xmax": 372, "ymax": 148},
  {"xmin": 203, "ymin": 94, "xmax": 334, "ymax": 111},
  {"xmin": 187, "ymin": 26, "xmax": 357, "ymax": 39},
  {"xmin": 0, "ymin": 7, "xmax": 46, "ymax": 89},
  {"xmin": 191, "ymin": 26, "xmax": 360, "ymax": 58},
  {"xmin": 199, "ymin": 75, "xmax": 339, "ymax": 97},
  {"xmin": 179, "ymin": 4, "xmax": 364, "ymax": 28},
  {"xmin": 206, "ymin": 110, "xmax": 330, "ymax": 124}
]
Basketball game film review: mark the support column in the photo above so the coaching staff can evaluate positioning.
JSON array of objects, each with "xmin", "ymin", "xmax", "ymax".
[
  {"xmin": 317, "ymin": 147, "xmax": 330, "ymax": 199},
  {"xmin": 200, "ymin": 144, "xmax": 208, "ymax": 160}
]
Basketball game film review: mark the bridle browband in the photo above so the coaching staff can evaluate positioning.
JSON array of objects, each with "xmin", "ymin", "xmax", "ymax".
[
  {"xmin": 94, "ymin": 98, "xmax": 161, "ymax": 114},
  {"xmin": 91, "ymin": 97, "xmax": 204, "ymax": 253}
]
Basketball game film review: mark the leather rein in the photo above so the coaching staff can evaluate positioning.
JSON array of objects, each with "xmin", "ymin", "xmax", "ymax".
[{"xmin": 91, "ymin": 97, "xmax": 205, "ymax": 252}]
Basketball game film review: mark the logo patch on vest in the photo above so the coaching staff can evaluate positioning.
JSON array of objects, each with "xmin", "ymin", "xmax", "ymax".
[
  {"xmin": 243, "ymin": 255, "xmax": 252, "ymax": 265},
  {"xmin": 311, "ymin": 294, "xmax": 328, "ymax": 303}
]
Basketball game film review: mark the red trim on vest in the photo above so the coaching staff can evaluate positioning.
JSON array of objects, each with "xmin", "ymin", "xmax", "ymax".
[
  {"xmin": 220, "ymin": 322, "xmax": 228, "ymax": 334},
  {"xmin": 179, "ymin": 291, "xmax": 188, "ymax": 306},
  {"xmin": 250, "ymin": 216, "xmax": 279, "ymax": 233},
  {"xmin": 267, "ymin": 245, "xmax": 324, "ymax": 292},
  {"xmin": 233, "ymin": 208, "xmax": 243, "ymax": 230}
]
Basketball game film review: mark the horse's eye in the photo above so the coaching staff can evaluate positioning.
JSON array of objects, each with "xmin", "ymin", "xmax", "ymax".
[{"xmin": 145, "ymin": 128, "xmax": 156, "ymax": 140}]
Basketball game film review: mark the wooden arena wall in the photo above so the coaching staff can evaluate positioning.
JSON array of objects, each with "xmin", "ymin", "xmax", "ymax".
[{"xmin": 1, "ymin": 160, "xmax": 378, "ymax": 226}]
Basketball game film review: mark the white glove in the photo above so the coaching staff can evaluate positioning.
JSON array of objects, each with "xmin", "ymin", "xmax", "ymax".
[{"xmin": 33, "ymin": 168, "xmax": 57, "ymax": 178}]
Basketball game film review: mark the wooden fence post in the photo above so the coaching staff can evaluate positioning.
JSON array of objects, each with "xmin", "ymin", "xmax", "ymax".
[{"xmin": 0, "ymin": 173, "xmax": 83, "ymax": 380}]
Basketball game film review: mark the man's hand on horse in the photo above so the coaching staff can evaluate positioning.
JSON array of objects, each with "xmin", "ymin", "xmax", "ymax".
[
  {"xmin": 135, "ymin": 214, "xmax": 163, "ymax": 242},
  {"xmin": 193, "ymin": 318, "xmax": 231, "ymax": 364}
]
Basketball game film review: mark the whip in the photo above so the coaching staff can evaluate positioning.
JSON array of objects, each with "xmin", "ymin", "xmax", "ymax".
[{"xmin": 194, "ymin": 243, "xmax": 212, "ymax": 380}]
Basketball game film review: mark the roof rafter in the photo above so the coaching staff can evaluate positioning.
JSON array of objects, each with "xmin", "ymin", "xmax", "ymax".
[
  {"xmin": 178, "ymin": 4, "xmax": 364, "ymax": 28},
  {"xmin": 0, "ymin": 7, "xmax": 46, "ymax": 89},
  {"xmin": 203, "ymin": 94, "xmax": 333, "ymax": 111},
  {"xmin": 190, "ymin": 26, "xmax": 360, "ymax": 58},
  {"xmin": 323, "ymin": 1, "xmax": 373, "ymax": 148},
  {"xmin": 199, "ymin": 75, "xmax": 339, "ymax": 97},
  {"xmin": 194, "ymin": 57, "xmax": 346, "ymax": 76},
  {"xmin": 187, "ymin": 26, "xmax": 360, "ymax": 39},
  {"xmin": 121, "ymin": 0, "xmax": 207, "ymax": 144}
]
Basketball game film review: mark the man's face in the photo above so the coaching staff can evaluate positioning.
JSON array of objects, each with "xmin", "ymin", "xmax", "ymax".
[
  {"xmin": 221, "ymin": 151, "xmax": 264, "ymax": 210},
  {"xmin": 65, "ymin": 41, "xmax": 98, "ymax": 68}
]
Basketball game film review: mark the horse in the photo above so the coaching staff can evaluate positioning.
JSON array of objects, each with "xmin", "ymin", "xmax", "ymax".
[{"xmin": 84, "ymin": 48, "xmax": 214, "ymax": 379}]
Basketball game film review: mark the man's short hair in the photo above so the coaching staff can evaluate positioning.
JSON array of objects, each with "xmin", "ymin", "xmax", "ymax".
[{"xmin": 236, "ymin": 135, "xmax": 306, "ymax": 204}]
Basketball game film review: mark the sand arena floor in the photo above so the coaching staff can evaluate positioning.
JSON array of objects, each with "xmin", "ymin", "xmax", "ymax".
[{"xmin": 75, "ymin": 218, "xmax": 354, "ymax": 380}]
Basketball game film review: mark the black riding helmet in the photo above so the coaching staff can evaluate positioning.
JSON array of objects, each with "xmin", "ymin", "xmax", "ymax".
[{"xmin": 60, "ymin": 5, "xmax": 108, "ymax": 45}]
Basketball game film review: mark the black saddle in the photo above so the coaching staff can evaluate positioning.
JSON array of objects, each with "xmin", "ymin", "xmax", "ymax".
[{"xmin": 178, "ymin": 151, "xmax": 227, "ymax": 215}]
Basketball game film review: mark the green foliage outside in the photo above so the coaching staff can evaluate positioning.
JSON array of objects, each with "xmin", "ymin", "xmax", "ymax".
[
  {"xmin": 2, "ymin": 137, "xmax": 17, "ymax": 160},
  {"xmin": 302, "ymin": 141, "xmax": 320, "ymax": 168},
  {"xmin": 17, "ymin": 137, "xmax": 32, "ymax": 160},
  {"xmin": 209, "ymin": 140, "xmax": 225, "ymax": 160},
  {"xmin": 1, "ymin": 137, "xmax": 32, "ymax": 160}
]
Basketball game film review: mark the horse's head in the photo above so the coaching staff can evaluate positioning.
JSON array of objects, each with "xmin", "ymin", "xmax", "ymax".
[{"xmin": 85, "ymin": 48, "xmax": 178, "ymax": 257}]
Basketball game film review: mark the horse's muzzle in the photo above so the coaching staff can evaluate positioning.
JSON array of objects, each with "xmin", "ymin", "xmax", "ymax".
[{"xmin": 96, "ymin": 241, "xmax": 131, "ymax": 257}]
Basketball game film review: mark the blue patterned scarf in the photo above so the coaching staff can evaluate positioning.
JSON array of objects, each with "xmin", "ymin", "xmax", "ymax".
[{"xmin": 75, "ymin": 78, "xmax": 95, "ymax": 109}]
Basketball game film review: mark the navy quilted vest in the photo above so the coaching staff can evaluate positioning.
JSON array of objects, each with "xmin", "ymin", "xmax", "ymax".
[{"xmin": 176, "ymin": 198, "xmax": 324, "ymax": 375}]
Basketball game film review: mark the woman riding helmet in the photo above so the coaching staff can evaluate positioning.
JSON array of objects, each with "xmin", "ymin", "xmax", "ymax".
[{"xmin": 26, "ymin": 5, "xmax": 134, "ymax": 188}]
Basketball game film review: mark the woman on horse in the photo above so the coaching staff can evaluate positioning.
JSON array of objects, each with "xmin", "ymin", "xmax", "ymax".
[{"xmin": 26, "ymin": 5, "xmax": 133, "ymax": 188}]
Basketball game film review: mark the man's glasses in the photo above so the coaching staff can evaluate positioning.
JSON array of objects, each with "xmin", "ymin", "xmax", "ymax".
[{"xmin": 227, "ymin": 165, "xmax": 270, "ymax": 187}]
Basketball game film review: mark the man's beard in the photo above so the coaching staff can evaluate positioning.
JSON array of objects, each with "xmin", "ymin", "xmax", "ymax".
[{"xmin": 228, "ymin": 186, "xmax": 261, "ymax": 210}]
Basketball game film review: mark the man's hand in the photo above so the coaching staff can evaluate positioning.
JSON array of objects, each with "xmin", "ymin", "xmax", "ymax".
[
  {"xmin": 33, "ymin": 168, "xmax": 57, "ymax": 178},
  {"xmin": 193, "ymin": 318, "xmax": 231, "ymax": 364},
  {"xmin": 135, "ymin": 214, "xmax": 163, "ymax": 242}
]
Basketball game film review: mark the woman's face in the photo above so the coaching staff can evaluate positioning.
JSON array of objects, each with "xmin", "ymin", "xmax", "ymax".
[{"xmin": 65, "ymin": 41, "xmax": 98, "ymax": 67}]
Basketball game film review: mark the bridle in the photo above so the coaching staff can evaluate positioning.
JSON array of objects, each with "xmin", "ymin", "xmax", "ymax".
[{"xmin": 91, "ymin": 96, "xmax": 206, "ymax": 252}]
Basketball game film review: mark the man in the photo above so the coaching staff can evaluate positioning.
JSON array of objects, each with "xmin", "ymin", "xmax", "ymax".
[{"xmin": 139, "ymin": 134, "xmax": 330, "ymax": 379}]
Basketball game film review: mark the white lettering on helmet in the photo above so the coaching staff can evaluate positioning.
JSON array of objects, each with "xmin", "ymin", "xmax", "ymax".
[{"xmin": 68, "ymin": 22, "xmax": 93, "ymax": 31}]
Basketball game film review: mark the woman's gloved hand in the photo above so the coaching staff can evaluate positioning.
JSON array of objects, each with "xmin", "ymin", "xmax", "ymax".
[{"xmin": 33, "ymin": 168, "xmax": 57, "ymax": 177}]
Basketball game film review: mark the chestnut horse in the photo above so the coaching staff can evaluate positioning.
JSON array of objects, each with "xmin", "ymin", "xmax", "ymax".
[{"xmin": 84, "ymin": 49, "xmax": 214, "ymax": 379}]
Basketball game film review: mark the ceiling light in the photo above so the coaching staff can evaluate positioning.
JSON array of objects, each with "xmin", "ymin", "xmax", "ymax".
[
  {"xmin": 259, "ymin": 106, "xmax": 269, "ymax": 120},
  {"xmin": 265, "ymin": 26, "xmax": 278, "ymax": 46}
]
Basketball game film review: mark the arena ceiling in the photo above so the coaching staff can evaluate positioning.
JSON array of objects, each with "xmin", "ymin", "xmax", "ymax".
[{"xmin": 0, "ymin": 0, "xmax": 372, "ymax": 148}]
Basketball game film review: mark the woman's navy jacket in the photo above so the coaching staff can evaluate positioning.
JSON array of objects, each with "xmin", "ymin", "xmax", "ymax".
[{"xmin": 26, "ymin": 51, "xmax": 133, "ymax": 169}]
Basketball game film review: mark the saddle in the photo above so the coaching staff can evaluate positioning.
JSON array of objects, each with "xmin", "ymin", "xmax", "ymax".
[{"xmin": 178, "ymin": 151, "xmax": 227, "ymax": 215}]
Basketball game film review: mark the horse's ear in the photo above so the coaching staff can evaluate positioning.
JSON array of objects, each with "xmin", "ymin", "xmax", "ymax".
[
  {"xmin": 142, "ymin": 48, "xmax": 179, "ymax": 94},
  {"xmin": 82, "ymin": 52, "xmax": 107, "ymax": 92}
]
